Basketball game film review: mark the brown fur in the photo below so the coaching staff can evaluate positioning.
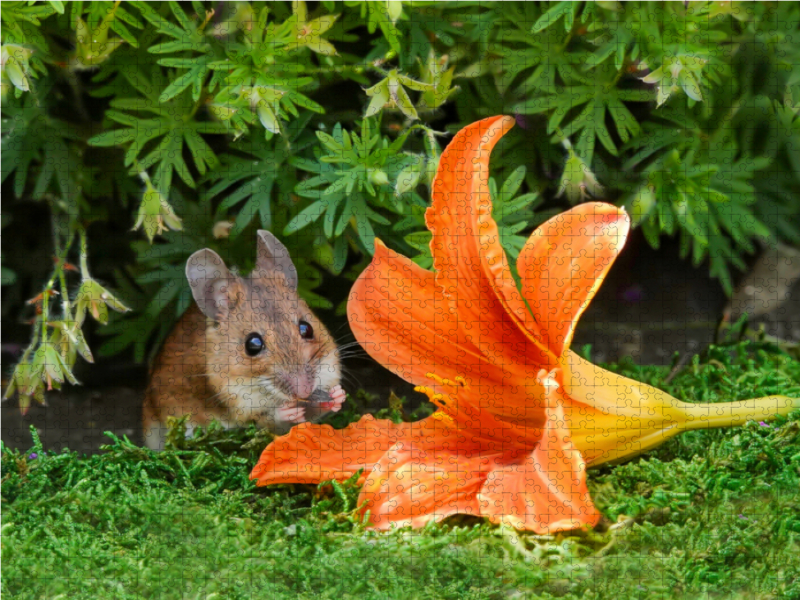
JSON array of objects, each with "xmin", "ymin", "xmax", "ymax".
[{"xmin": 142, "ymin": 265, "xmax": 340, "ymax": 450}]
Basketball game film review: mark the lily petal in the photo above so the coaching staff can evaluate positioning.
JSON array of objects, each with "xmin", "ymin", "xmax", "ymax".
[
  {"xmin": 358, "ymin": 442, "xmax": 490, "ymax": 530},
  {"xmin": 427, "ymin": 115, "xmax": 555, "ymax": 366},
  {"xmin": 477, "ymin": 370, "xmax": 600, "ymax": 533},
  {"xmin": 348, "ymin": 239, "xmax": 550, "ymax": 427},
  {"xmin": 251, "ymin": 415, "xmax": 418, "ymax": 486},
  {"xmin": 250, "ymin": 408, "xmax": 525, "ymax": 489},
  {"xmin": 518, "ymin": 202, "xmax": 630, "ymax": 357},
  {"xmin": 356, "ymin": 371, "xmax": 578, "ymax": 531},
  {"xmin": 348, "ymin": 239, "xmax": 484, "ymax": 385}
]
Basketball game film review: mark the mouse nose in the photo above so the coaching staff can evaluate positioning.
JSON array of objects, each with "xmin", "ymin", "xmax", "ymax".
[{"xmin": 284, "ymin": 372, "xmax": 316, "ymax": 399}]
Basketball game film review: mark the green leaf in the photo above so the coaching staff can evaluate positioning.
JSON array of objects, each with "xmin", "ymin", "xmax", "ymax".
[
  {"xmin": 86, "ymin": 129, "xmax": 135, "ymax": 147},
  {"xmin": 353, "ymin": 203, "xmax": 375, "ymax": 254},
  {"xmin": 532, "ymin": 2, "xmax": 572, "ymax": 33},
  {"xmin": 332, "ymin": 235, "xmax": 348, "ymax": 274},
  {"xmin": 284, "ymin": 201, "xmax": 325, "ymax": 235},
  {"xmin": 376, "ymin": 6, "xmax": 401, "ymax": 54},
  {"xmin": 159, "ymin": 62, "xmax": 207, "ymax": 103},
  {"xmin": 323, "ymin": 194, "xmax": 344, "ymax": 238},
  {"xmin": 404, "ymin": 231, "xmax": 432, "ymax": 252},
  {"xmin": 584, "ymin": 42, "xmax": 617, "ymax": 71},
  {"xmin": 499, "ymin": 166, "xmax": 526, "ymax": 201},
  {"xmin": 317, "ymin": 131, "xmax": 344, "ymax": 152}
]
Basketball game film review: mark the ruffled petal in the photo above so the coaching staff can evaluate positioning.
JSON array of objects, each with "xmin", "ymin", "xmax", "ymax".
[
  {"xmin": 250, "ymin": 415, "xmax": 421, "ymax": 486},
  {"xmin": 427, "ymin": 115, "xmax": 555, "ymax": 367},
  {"xmin": 348, "ymin": 239, "xmax": 550, "ymax": 427},
  {"xmin": 348, "ymin": 239, "xmax": 486, "ymax": 385},
  {"xmin": 518, "ymin": 202, "xmax": 630, "ymax": 357},
  {"xmin": 421, "ymin": 376, "xmax": 543, "ymax": 448},
  {"xmin": 358, "ymin": 441, "xmax": 493, "ymax": 530},
  {"xmin": 249, "ymin": 410, "xmax": 501, "ymax": 489},
  {"xmin": 477, "ymin": 370, "xmax": 600, "ymax": 533}
]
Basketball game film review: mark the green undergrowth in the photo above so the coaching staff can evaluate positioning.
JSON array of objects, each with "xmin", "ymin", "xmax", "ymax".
[{"xmin": 3, "ymin": 342, "xmax": 799, "ymax": 600}]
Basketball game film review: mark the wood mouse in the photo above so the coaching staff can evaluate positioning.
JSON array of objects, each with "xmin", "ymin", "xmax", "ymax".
[{"xmin": 142, "ymin": 230, "xmax": 345, "ymax": 450}]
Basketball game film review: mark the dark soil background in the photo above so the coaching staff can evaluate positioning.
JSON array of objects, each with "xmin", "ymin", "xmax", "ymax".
[{"xmin": 3, "ymin": 230, "xmax": 799, "ymax": 456}]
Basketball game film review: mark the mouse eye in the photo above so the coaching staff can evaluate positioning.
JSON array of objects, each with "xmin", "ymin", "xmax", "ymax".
[
  {"xmin": 244, "ymin": 333, "xmax": 265, "ymax": 356},
  {"xmin": 298, "ymin": 320, "xmax": 314, "ymax": 340}
]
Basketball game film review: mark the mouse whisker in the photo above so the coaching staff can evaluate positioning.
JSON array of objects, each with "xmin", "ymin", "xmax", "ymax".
[
  {"xmin": 330, "ymin": 321, "xmax": 354, "ymax": 336},
  {"xmin": 335, "ymin": 347, "xmax": 368, "ymax": 357},
  {"xmin": 334, "ymin": 341, "xmax": 364, "ymax": 352},
  {"xmin": 340, "ymin": 377, "xmax": 361, "ymax": 392},
  {"xmin": 255, "ymin": 376, "xmax": 292, "ymax": 402},
  {"xmin": 334, "ymin": 348, "xmax": 367, "ymax": 359},
  {"xmin": 334, "ymin": 339, "xmax": 358, "ymax": 350},
  {"xmin": 333, "ymin": 332, "xmax": 358, "ymax": 345},
  {"xmin": 202, "ymin": 389, "xmax": 228, "ymax": 408},
  {"xmin": 335, "ymin": 355, "xmax": 368, "ymax": 364},
  {"xmin": 309, "ymin": 345, "xmax": 325, "ymax": 362},
  {"xmin": 338, "ymin": 353, "xmax": 375, "ymax": 364}
]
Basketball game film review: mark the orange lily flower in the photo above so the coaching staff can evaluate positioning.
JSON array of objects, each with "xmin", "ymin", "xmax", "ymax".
[{"xmin": 251, "ymin": 116, "xmax": 798, "ymax": 532}]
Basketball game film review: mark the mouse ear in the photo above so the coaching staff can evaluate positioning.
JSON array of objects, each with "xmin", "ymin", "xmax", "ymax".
[
  {"xmin": 186, "ymin": 249, "xmax": 237, "ymax": 320},
  {"xmin": 255, "ymin": 230, "xmax": 298, "ymax": 291}
]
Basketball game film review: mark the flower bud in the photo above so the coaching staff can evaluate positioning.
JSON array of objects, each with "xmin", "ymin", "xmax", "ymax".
[
  {"xmin": 213, "ymin": 220, "xmax": 235, "ymax": 239},
  {"xmin": 208, "ymin": 103, "xmax": 237, "ymax": 121},
  {"xmin": 73, "ymin": 17, "xmax": 123, "ymax": 69},
  {"xmin": 1, "ymin": 45, "xmax": 33, "ymax": 93},
  {"xmin": 557, "ymin": 150, "xmax": 603, "ymax": 204},
  {"xmin": 133, "ymin": 183, "xmax": 183, "ymax": 242},
  {"xmin": 257, "ymin": 103, "xmax": 280, "ymax": 135},
  {"xmin": 368, "ymin": 169, "xmax": 390, "ymax": 187},
  {"xmin": 395, "ymin": 157, "xmax": 423, "ymax": 196},
  {"xmin": 386, "ymin": 0, "xmax": 403, "ymax": 24},
  {"xmin": 74, "ymin": 278, "xmax": 130, "ymax": 326}
]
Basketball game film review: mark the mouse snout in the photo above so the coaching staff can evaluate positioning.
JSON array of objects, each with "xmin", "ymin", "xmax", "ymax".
[
  {"xmin": 293, "ymin": 375, "xmax": 316, "ymax": 399},
  {"xmin": 278, "ymin": 370, "xmax": 316, "ymax": 399}
]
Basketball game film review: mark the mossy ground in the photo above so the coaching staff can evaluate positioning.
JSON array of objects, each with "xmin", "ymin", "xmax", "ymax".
[{"xmin": 3, "ymin": 341, "xmax": 800, "ymax": 600}]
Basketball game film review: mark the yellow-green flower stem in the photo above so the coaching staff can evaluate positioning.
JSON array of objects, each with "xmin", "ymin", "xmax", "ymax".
[
  {"xmin": 680, "ymin": 396, "xmax": 800, "ymax": 429},
  {"xmin": 589, "ymin": 395, "xmax": 800, "ymax": 467}
]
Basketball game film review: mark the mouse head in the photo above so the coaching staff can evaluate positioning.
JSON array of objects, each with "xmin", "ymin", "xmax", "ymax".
[{"xmin": 185, "ymin": 231, "xmax": 339, "ymax": 415}]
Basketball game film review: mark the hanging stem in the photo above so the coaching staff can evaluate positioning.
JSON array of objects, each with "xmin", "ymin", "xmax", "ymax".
[
  {"xmin": 79, "ymin": 226, "xmax": 90, "ymax": 280},
  {"xmin": 21, "ymin": 219, "xmax": 77, "ymax": 360}
]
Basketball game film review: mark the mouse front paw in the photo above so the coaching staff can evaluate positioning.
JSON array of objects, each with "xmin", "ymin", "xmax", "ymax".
[
  {"xmin": 316, "ymin": 385, "xmax": 346, "ymax": 413},
  {"xmin": 329, "ymin": 385, "xmax": 346, "ymax": 412},
  {"xmin": 275, "ymin": 403, "xmax": 306, "ymax": 424}
]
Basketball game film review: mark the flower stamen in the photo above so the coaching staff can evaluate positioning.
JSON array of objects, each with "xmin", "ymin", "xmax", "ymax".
[
  {"xmin": 425, "ymin": 372, "xmax": 470, "ymax": 389},
  {"xmin": 414, "ymin": 385, "xmax": 445, "ymax": 402}
]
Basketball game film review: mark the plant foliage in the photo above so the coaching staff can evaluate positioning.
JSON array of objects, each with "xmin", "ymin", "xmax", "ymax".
[{"xmin": 4, "ymin": 1, "xmax": 800, "ymax": 407}]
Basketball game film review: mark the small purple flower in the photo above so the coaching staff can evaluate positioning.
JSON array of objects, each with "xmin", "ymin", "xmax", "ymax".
[
  {"xmin": 738, "ymin": 514, "xmax": 748, "ymax": 520},
  {"xmin": 28, "ymin": 452, "xmax": 38, "ymax": 460},
  {"xmin": 759, "ymin": 421, "xmax": 770, "ymax": 428},
  {"xmin": 619, "ymin": 284, "xmax": 645, "ymax": 303}
]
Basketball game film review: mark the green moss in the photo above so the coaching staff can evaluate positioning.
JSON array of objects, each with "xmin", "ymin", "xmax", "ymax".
[{"xmin": 3, "ymin": 342, "xmax": 799, "ymax": 599}]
